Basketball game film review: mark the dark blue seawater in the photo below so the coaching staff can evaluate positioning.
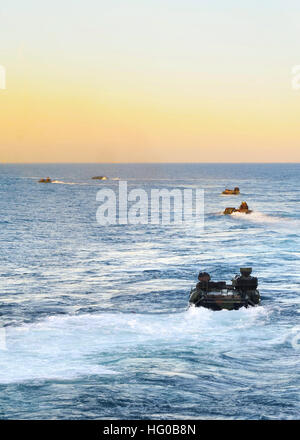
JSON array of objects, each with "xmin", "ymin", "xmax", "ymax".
[{"xmin": 0, "ymin": 163, "xmax": 299, "ymax": 419}]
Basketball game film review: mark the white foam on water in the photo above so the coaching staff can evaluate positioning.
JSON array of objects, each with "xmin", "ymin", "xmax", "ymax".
[
  {"xmin": 0, "ymin": 307, "xmax": 271, "ymax": 384},
  {"xmin": 51, "ymin": 180, "xmax": 88, "ymax": 185},
  {"xmin": 230, "ymin": 211, "xmax": 300, "ymax": 229},
  {"xmin": 230, "ymin": 211, "xmax": 280, "ymax": 223}
]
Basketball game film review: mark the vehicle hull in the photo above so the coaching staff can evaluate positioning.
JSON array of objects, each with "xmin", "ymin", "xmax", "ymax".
[{"xmin": 189, "ymin": 288, "xmax": 260, "ymax": 311}]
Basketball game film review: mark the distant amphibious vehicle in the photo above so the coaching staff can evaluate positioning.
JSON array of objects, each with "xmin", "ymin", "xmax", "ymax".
[
  {"xmin": 92, "ymin": 176, "xmax": 108, "ymax": 180},
  {"xmin": 189, "ymin": 268, "xmax": 260, "ymax": 311},
  {"xmin": 222, "ymin": 186, "xmax": 240, "ymax": 195},
  {"xmin": 39, "ymin": 177, "xmax": 52, "ymax": 183},
  {"xmin": 223, "ymin": 201, "xmax": 252, "ymax": 215}
]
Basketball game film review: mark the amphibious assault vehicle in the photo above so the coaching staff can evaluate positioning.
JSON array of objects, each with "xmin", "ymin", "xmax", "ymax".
[
  {"xmin": 223, "ymin": 201, "xmax": 252, "ymax": 215},
  {"xmin": 39, "ymin": 177, "xmax": 52, "ymax": 183},
  {"xmin": 189, "ymin": 268, "xmax": 260, "ymax": 311},
  {"xmin": 222, "ymin": 187, "xmax": 240, "ymax": 195}
]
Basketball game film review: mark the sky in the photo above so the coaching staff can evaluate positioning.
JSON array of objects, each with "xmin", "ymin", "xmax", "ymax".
[{"xmin": 0, "ymin": 0, "xmax": 300, "ymax": 163}]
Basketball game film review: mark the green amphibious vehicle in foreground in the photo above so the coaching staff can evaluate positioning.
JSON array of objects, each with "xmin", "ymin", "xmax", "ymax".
[{"xmin": 189, "ymin": 268, "xmax": 260, "ymax": 311}]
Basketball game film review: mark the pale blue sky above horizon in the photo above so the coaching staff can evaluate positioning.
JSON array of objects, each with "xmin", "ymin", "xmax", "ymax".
[{"xmin": 0, "ymin": 0, "xmax": 300, "ymax": 162}]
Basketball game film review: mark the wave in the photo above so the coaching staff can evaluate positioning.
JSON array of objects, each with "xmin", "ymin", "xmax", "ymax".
[
  {"xmin": 230, "ymin": 211, "xmax": 283, "ymax": 223},
  {"xmin": 0, "ymin": 307, "xmax": 270, "ymax": 384},
  {"xmin": 215, "ymin": 210, "xmax": 299, "ymax": 227},
  {"xmin": 51, "ymin": 180, "xmax": 88, "ymax": 185}
]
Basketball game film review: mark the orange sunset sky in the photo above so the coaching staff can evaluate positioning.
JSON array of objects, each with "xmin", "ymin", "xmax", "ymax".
[{"xmin": 0, "ymin": 0, "xmax": 300, "ymax": 163}]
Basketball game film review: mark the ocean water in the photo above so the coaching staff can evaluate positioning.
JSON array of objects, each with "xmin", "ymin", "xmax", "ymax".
[{"xmin": 0, "ymin": 163, "xmax": 299, "ymax": 420}]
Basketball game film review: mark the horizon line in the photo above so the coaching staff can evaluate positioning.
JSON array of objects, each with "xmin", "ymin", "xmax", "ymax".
[{"xmin": 1, "ymin": 161, "xmax": 299, "ymax": 165}]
